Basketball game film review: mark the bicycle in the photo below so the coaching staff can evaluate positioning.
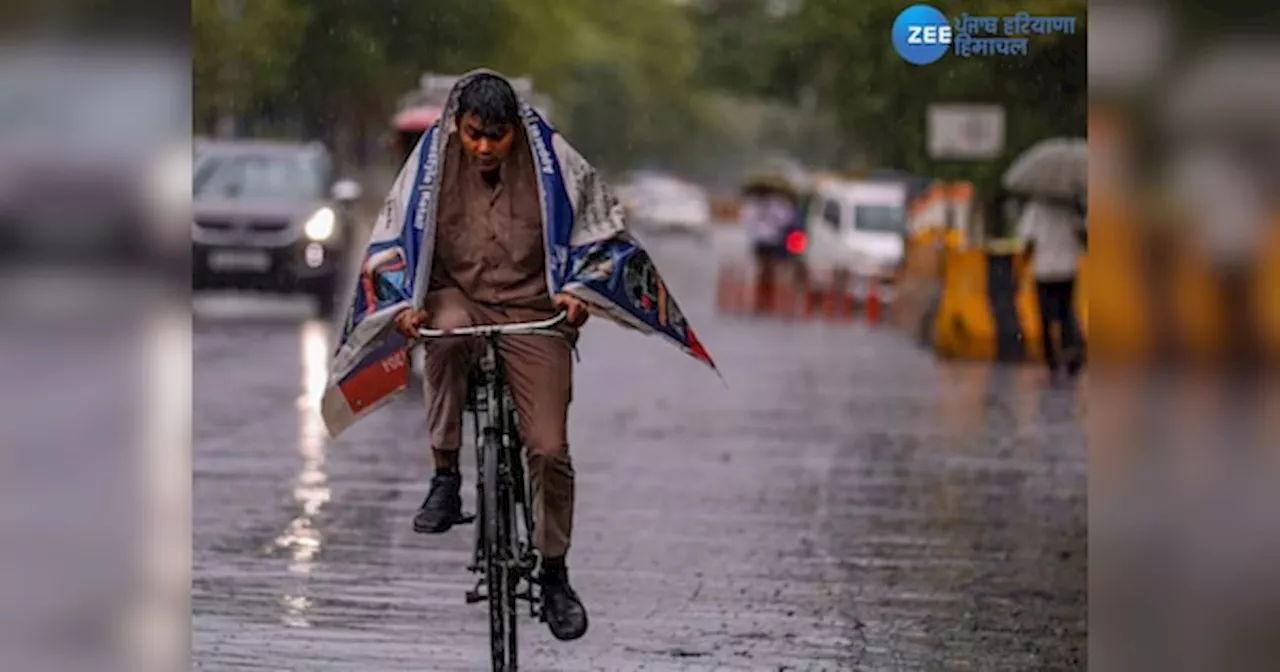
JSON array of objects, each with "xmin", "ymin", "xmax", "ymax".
[{"xmin": 417, "ymin": 311, "xmax": 568, "ymax": 672}]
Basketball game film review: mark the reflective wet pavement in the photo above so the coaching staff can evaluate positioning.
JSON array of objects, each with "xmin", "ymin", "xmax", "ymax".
[{"xmin": 192, "ymin": 230, "xmax": 1087, "ymax": 670}]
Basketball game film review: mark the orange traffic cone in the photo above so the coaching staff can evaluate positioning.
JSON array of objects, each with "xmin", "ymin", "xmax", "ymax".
[
  {"xmin": 716, "ymin": 263, "xmax": 745, "ymax": 313},
  {"xmin": 820, "ymin": 271, "xmax": 839, "ymax": 319},
  {"xmin": 820, "ymin": 270, "xmax": 855, "ymax": 321},
  {"xmin": 865, "ymin": 278, "xmax": 882, "ymax": 324},
  {"xmin": 774, "ymin": 273, "xmax": 796, "ymax": 317},
  {"xmin": 802, "ymin": 276, "xmax": 820, "ymax": 317},
  {"xmin": 817, "ymin": 271, "xmax": 844, "ymax": 321},
  {"xmin": 839, "ymin": 277, "xmax": 856, "ymax": 320},
  {"xmin": 753, "ymin": 269, "xmax": 774, "ymax": 316}
]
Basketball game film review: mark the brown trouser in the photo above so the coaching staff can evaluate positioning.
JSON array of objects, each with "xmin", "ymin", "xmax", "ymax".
[{"xmin": 421, "ymin": 288, "xmax": 576, "ymax": 559}]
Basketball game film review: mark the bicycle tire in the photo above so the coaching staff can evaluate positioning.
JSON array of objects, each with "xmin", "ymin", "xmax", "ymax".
[{"xmin": 482, "ymin": 430, "xmax": 518, "ymax": 671}]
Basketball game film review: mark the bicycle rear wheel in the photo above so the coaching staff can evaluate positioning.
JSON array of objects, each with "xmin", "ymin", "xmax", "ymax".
[{"xmin": 482, "ymin": 429, "xmax": 519, "ymax": 670}]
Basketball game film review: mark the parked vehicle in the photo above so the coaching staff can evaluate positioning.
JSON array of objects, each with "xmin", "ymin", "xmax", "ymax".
[
  {"xmin": 191, "ymin": 140, "xmax": 361, "ymax": 316},
  {"xmin": 800, "ymin": 177, "xmax": 909, "ymax": 283},
  {"xmin": 617, "ymin": 174, "xmax": 712, "ymax": 237}
]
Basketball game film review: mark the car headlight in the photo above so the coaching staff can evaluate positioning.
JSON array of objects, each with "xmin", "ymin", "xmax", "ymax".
[{"xmin": 304, "ymin": 207, "xmax": 335, "ymax": 241}]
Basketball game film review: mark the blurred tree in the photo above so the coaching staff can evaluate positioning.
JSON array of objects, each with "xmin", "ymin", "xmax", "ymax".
[
  {"xmin": 688, "ymin": 0, "xmax": 801, "ymax": 99},
  {"xmin": 566, "ymin": 0, "xmax": 704, "ymax": 173},
  {"xmin": 191, "ymin": 0, "xmax": 228, "ymax": 132},
  {"xmin": 777, "ymin": 0, "xmax": 1087, "ymax": 194},
  {"xmin": 281, "ymin": 0, "xmax": 399, "ymax": 158},
  {"xmin": 191, "ymin": 0, "xmax": 309, "ymax": 135},
  {"xmin": 191, "ymin": 0, "xmax": 1085, "ymax": 195},
  {"xmin": 485, "ymin": 0, "xmax": 707, "ymax": 175},
  {"xmin": 193, "ymin": 0, "xmax": 710, "ymax": 173},
  {"xmin": 487, "ymin": 0, "xmax": 594, "ymax": 96}
]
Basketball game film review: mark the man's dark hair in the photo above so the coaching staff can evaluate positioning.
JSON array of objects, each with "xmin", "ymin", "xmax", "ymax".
[{"xmin": 455, "ymin": 75, "xmax": 520, "ymax": 128}]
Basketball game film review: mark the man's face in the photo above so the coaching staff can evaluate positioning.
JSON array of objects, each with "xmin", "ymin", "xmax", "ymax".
[{"xmin": 458, "ymin": 112, "xmax": 515, "ymax": 172}]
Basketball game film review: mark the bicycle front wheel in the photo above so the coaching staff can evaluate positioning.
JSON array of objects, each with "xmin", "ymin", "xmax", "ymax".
[{"xmin": 482, "ymin": 430, "xmax": 519, "ymax": 670}]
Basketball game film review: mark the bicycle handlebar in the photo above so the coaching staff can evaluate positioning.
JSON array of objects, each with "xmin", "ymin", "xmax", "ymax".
[{"xmin": 416, "ymin": 311, "xmax": 568, "ymax": 339}]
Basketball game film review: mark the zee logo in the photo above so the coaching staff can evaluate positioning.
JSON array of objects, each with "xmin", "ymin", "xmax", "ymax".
[
  {"xmin": 892, "ymin": 4, "xmax": 952, "ymax": 65},
  {"xmin": 907, "ymin": 24, "xmax": 953, "ymax": 45}
]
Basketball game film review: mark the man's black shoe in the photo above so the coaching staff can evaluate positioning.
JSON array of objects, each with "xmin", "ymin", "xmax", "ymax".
[
  {"xmin": 1065, "ymin": 351, "xmax": 1085, "ymax": 377},
  {"xmin": 413, "ymin": 471, "xmax": 462, "ymax": 534},
  {"xmin": 541, "ymin": 567, "xmax": 589, "ymax": 641}
]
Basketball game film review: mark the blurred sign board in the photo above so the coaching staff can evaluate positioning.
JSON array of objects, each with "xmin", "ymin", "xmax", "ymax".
[{"xmin": 926, "ymin": 104, "xmax": 1005, "ymax": 160}]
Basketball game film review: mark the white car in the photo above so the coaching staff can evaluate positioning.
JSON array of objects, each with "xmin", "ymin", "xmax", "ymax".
[
  {"xmin": 800, "ymin": 178, "xmax": 909, "ymax": 284},
  {"xmin": 618, "ymin": 176, "xmax": 711, "ymax": 236}
]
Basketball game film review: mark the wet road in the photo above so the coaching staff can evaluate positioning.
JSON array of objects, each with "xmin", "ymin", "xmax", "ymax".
[{"xmin": 192, "ymin": 228, "xmax": 1086, "ymax": 671}]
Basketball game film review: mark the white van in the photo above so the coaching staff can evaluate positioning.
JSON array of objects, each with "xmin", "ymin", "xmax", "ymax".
[{"xmin": 801, "ymin": 178, "xmax": 909, "ymax": 282}]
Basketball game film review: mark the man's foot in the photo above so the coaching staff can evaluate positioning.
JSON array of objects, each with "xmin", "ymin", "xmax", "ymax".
[
  {"xmin": 1064, "ymin": 349, "xmax": 1085, "ymax": 377},
  {"xmin": 413, "ymin": 470, "xmax": 462, "ymax": 534},
  {"xmin": 540, "ymin": 563, "xmax": 589, "ymax": 641}
]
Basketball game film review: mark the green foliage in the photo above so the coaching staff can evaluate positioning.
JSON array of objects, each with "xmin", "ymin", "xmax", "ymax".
[
  {"xmin": 775, "ymin": 0, "xmax": 1087, "ymax": 194},
  {"xmin": 192, "ymin": 0, "xmax": 705, "ymax": 170},
  {"xmin": 190, "ymin": 0, "xmax": 1087, "ymax": 191},
  {"xmin": 192, "ymin": 0, "xmax": 309, "ymax": 131}
]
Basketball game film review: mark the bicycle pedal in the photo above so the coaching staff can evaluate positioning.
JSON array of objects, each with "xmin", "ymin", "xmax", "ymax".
[{"xmin": 465, "ymin": 589, "xmax": 487, "ymax": 604}]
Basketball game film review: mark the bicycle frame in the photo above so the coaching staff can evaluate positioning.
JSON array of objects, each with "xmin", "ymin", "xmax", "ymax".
[
  {"xmin": 417, "ymin": 311, "xmax": 567, "ymax": 669},
  {"xmin": 464, "ymin": 334, "xmax": 540, "ymax": 602}
]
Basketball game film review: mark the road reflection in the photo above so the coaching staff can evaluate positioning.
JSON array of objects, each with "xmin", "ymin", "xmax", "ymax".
[{"xmin": 273, "ymin": 319, "xmax": 331, "ymax": 628}]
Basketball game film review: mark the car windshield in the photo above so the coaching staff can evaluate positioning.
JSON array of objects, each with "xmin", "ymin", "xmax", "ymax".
[
  {"xmin": 853, "ymin": 204, "xmax": 906, "ymax": 234},
  {"xmin": 194, "ymin": 153, "xmax": 324, "ymax": 201}
]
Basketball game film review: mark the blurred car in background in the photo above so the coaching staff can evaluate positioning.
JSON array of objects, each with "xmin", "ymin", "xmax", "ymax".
[
  {"xmin": 192, "ymin": 140, "xmax": 362, "ymax": 316},
  {"xmin": 616, "ymin": 173, "xmax": 712, "ymax": 237},
  {"xmin": 800, "ymin": 176, "xmax": 909, "ymax": 283},
  {"xmin": 0, "ymin": 44, "xmax": 189, "ymax": 272}
]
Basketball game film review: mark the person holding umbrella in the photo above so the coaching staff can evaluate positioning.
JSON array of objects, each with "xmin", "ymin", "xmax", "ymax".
[
  {"xmin": 1005, "ymin": 137, "xmax": 1088, "ymax": 378},
  {"xmin": 738, "ymin": 172, "xmax": 803, "ymax": 312}
]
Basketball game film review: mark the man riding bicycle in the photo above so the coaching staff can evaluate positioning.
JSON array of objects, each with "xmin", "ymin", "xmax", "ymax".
[
  {"xmin": 391, "ymin": 76, "xmax": 590, "ymax": 641},
  {"xmin": 322, "ymin": 69, "xmax": 716, "ymax": 649}
]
